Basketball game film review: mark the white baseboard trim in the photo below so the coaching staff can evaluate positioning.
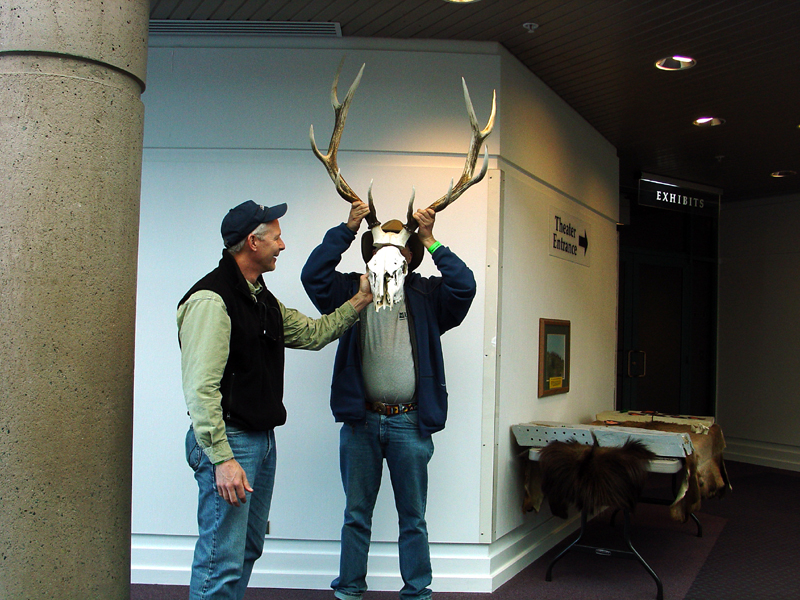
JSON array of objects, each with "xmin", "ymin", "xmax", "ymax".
[
  {"xmin": 131, "ymin": 515, "xmax": 580, "ymax": 592},
  {"xmin": 724, "ymin": 437, "xmax": 800, "ymax": 472}
]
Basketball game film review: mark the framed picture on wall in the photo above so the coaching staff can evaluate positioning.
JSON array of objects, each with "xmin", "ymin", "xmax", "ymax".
[{"xmin": 538, "ymin": 319, "xmax": 571, "ymax": 397}]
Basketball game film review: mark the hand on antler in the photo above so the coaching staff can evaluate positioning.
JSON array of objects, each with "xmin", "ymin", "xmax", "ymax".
[
  {"xmin": 346, "ymin": 200, "xmax": 371, "ymax": 233},
  {"xmin": 413, "ymin": 208, "xmax": 437, "ymax": 248}
]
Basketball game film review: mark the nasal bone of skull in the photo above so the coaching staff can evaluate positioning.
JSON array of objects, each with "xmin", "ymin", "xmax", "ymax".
[{"xmin": 367, "ymin": 245, "xmax": 407, "ymax": 311}]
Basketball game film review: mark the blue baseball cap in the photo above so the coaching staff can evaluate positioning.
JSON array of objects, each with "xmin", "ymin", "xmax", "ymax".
[{"xmin": 221, "ymin": 200, "xmax": 287, "ymax": 247}]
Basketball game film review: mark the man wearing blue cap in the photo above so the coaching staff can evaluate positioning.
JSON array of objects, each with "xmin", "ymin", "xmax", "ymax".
[{"xmin": 178, "ymin": 200, "xmax": 373, "ymax": 600}]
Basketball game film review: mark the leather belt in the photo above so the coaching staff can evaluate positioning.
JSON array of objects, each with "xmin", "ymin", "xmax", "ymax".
[{"xmin": 365, "ymin": 401, "xmax": 417, "ymax": 416}]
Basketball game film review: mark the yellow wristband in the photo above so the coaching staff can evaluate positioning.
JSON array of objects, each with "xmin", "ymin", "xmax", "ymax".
[{"xmin": 427, "ymin": 241, "xmax": 442, "ymax": 254}]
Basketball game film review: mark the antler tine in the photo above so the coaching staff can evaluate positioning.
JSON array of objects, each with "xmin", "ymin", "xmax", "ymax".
[
  {"xmin": 309, "ymin": 60, "xmax": 364, "ymax": 203},
  {"xmin": 310, "ymin": 59, "xmax": 380, "ymax": 229},
  {"xmin": 405, "ymin": 79, "xmax": 496, "ymax": 233},
  {"xmin": 405, "ymin": 187, "xmax": 417, "ymax": 225},
  {"xmin": 367, "ymin": 180, "xmax": 377, "ymax": 220}
]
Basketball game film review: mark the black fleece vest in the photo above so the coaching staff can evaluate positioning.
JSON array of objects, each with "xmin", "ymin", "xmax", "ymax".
[{"xmin": 179, "ymin": 250, "xmax": 286, "ymax": 432}]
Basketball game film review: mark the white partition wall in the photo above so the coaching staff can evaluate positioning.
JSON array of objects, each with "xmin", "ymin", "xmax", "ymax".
[
  {"xmin": 478, "ymin": 52, "xmax": 619, "ymax": 582},
  {"xmin": 132, "ymin": 36, "xmax": 618, "ymax": 591}
]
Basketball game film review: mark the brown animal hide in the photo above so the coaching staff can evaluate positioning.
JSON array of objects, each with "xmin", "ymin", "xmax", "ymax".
[
  {"xmin": 590, "ymin": 420, "xmax": 731, "ymax": 522},
  {"xmin": 538, "ymin": 440, "xmax": 656, "ymax": 519},
  {"xmin": 522, "ymin": 461, "xmax": 544, "ymax": 513}
]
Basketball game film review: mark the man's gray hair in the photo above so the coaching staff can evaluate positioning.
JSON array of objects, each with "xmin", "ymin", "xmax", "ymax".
[{"xmin": 226, "ymin": 222, "xmax": 271, "ymax": 254}]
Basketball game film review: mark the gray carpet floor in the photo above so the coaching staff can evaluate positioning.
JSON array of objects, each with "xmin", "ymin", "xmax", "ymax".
[{"xmin": 132, "ymin": 460, "xmax": 799, "ymax": 600}]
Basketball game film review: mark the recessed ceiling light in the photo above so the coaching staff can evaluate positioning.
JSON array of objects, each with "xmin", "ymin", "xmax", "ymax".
[
  {"xmin": 444, "ymin": 0, "xmax": 482, "ymax": 4},
  {"xmin": 693, "ymin": 117, "xmax": 725, "ymax": 127},
  {"xmin": 655, "ymin": 56, "xmax": 696, "ymax": 70},
  {"xmin": 771, "ymin": 170, "xmax": 797, "ymax": 178}
]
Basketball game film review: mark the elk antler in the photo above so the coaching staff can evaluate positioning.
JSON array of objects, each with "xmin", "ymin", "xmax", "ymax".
[
  {"xmin": 310, "ymin": 59, "xmax": 381, "ymax": 229},
  {"xmin": 311, "ymin": 61, "xmax": 496, "ymax": 243},
  {"xmin": 403, "ymin": 78, "xmax": 496, "ymax": 234}
]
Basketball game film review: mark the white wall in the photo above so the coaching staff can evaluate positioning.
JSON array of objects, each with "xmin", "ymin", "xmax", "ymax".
[
  {"xmin": 132, "ymin": 35, "xmax": 619, "ymax": 592},
  {"xmin": 480, "ymin": 52, "xmax": 619, "ymax": 573},
  {"xmin": 717, "ymin": 193, "xmax": 800, "ymax": 471}
]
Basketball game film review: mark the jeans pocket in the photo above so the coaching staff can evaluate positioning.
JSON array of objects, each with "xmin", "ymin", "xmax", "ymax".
[
  {"xmin": 401, "ymin": 409, "xmax": 420, "ymax": 426},
  {"xmin": 185, "ymin": 430, "xmax": 203, "ymax": 472}
]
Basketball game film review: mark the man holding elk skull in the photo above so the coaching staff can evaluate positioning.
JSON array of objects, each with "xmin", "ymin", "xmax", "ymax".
[{"xmin": 301, "ymin": 60, "xmax": 493, "ymax": 600}]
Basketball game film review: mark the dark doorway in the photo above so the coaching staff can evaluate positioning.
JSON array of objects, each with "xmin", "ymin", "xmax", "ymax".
[{"xmin": 616, "ymin": 198, "xmax": 717, "ymax": 416}]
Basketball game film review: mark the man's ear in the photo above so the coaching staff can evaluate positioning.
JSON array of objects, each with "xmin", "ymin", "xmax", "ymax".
[{"xmin": 247, "ymin": 234, "xmax": 259, "ymax": 251}]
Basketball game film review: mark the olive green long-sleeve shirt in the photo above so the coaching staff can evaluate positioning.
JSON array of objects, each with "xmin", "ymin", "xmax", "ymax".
[{"xmin": 178, "ymin": 279, "xmax": 358, "ymax": 464}]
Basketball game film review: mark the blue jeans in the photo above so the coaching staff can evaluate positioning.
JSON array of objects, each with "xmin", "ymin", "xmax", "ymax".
[
  {"xmin": 332, "ymin": 410, "xmax": 435, "ymax": 600},
  {"xmin": 185, "ymin": 425, "xmax": 277, "ymax": 600}
]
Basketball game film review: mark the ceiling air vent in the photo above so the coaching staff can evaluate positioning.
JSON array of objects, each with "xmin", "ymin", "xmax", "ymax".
[{"xmin": 149, "ymin": 20, "xmax": 342, "ymax": 38}]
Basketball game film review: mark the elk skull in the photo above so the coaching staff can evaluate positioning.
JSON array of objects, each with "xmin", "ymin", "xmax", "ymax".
[
  {"xmin": 310, "ymin": 59, "xmax": 496, "ymax": 310},
  {"xmin": 367, "ymin": 245, "xmax": 407, "ymax": 309}
]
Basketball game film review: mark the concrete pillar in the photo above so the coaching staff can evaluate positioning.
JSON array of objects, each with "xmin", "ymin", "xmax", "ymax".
[{"xmin": 0, "ymin": 1, "xmax": 148, "ymax": 598}]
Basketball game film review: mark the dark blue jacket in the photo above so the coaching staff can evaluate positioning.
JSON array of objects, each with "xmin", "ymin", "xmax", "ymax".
[{"xmin": 301, "ymin": 223, "xmax": 476, "ymax": 437}]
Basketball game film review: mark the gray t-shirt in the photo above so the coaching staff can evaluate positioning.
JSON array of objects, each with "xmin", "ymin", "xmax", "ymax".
[{"xmin": 360, "ymin": 299, "xmax": 416, "ymax": 404}]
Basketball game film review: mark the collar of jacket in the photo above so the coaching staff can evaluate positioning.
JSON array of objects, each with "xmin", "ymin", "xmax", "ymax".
[{"xmin": 219, "ymin": 249, "xmax": 268, "ymax": 303}]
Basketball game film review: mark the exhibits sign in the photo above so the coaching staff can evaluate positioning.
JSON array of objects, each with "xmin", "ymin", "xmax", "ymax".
[{"xmin": 638, "ymin": 177, "xmax": 720, "ymax": 217}]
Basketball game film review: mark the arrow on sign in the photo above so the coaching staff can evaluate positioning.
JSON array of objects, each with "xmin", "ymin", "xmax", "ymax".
[{"xmin": 579, "ymin": 231, "xmax": 589, "ymax": 255}]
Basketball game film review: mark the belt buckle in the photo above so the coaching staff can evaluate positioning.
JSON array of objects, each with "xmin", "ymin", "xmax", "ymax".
[{"xmin": 373, "ymin": 401, "xmax": 387, "ymax": 414}]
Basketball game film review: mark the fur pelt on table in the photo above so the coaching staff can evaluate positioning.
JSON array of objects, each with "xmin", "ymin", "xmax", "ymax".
[
  {"xmin": 591, "ymin": 421, "xmax": 731, "ymax": 522},
  {"xmin": 537, "ymin": 440, "xmax": 656, "ymax": 519}
]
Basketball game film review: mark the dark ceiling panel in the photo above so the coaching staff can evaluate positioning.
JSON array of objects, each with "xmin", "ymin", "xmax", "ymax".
[
  {"xmin": 360, "ymin": 2, "xmax": 446, "ymax": 37},
  {"xmin": 150, "ymin": 0, "xmax": 800, "ymax": 202},
  {"xmin": 248, "ymin": 0, "xmax": 297, "ymax": 21}
]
